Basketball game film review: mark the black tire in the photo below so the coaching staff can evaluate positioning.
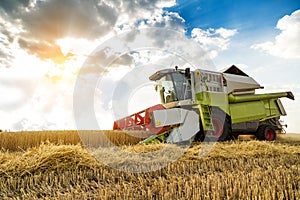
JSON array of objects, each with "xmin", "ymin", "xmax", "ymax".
[
  {"xmin": 205, "ymin": 107, "xmax": 230, "ymax": 142},
  {"xmin": 194, "ymin": 129, "xmax": 205, "ymax": 142},
  {"xmin": 256, "ymin": 124, "xmax": 277, "ymax": 141}
]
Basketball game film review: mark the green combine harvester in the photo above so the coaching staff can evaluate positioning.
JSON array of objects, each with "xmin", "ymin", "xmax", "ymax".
[{"xmin": 113, "ymin": 65, "xmax": 294, "ymax": 143}]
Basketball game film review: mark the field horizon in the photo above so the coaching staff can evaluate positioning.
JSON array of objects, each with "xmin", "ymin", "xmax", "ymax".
[{"xmin": 1, "ymin": 130, "xmax": 299, "ymax": 151}]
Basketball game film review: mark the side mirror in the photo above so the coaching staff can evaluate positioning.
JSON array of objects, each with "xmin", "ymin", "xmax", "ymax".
[{"xmin": 185, "ymin": 68, "xmax": 191, "ymax": 78}]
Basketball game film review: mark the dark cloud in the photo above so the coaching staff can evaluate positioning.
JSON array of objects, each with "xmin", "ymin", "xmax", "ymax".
[
  {"xmin": 18, "ymin": 0, "xmax": 173, "ymax": 42},
  {"xmin": 81, "ymin": 49, "xmax": 134, "ymax": 75},
  {"xmin": 1, "ymin": 0, "xmax": 120, "ymax": 64},
  {"xmin": 0, "ymin": 54, "xmax": 13, "ymax": 68},
  {"xmin": 122, "ymin": 0, "xmax": 158, "ymax": 14},
  {"xmin": 0, "ymin": 0, "xmax": 30, "ymax": 15},
  {"xmin": 96, "ymin": 1, "xmax": 119, "ymax": 25},
  {"xmin": 0, "ymin": 36, "xmax": 13, "ymax": 68},
  {"xmin": 18, "ymin": 38, "xmax": 74, "ymax": 63},
  {"xmin": 112, "ymin": 54, "xmax": 134, "ymax": 66},
  {"xmin": 0, "ymin": 48, "xmax": 9, "ymax": 68},
  {"xmin": 21, "ymin": 0, "xmax": 117, "ymax": 40},
  {"xmin": 1, "ymin": 29, "xmax": 15, "ymax": 43},
  {"xmin": 0, "ymin": 13, "xmax": 19, "ymax": 67},
  {"xmin": 0, "ymin": 0, "xmax": 178, "ymax": 65},
  {"xmin": 91, "ymin": 48, "xmax": 134, "ymax": 64}
]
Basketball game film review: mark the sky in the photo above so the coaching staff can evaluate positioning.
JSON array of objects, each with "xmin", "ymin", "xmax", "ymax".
[{"xmin": 0, "ymin": 0, "xmax": 299, "ymax": 133}]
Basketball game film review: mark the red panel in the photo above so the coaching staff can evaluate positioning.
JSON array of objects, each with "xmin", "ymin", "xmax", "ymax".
[
  {"xmin": 113, "ymin": 104, "xmax": 170, "ymax": 134},
  {"xmin": 113, "ymin": 122, "xmax": 120, "ymax": 130}
]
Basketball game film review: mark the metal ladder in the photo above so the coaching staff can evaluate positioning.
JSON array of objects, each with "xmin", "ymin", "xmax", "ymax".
[{"xmin": 200, "ymin": 105, "xmax": 214, "ymax": 131}]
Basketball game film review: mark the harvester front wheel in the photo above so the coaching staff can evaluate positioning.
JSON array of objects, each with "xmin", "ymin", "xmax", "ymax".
[
  {"xmin": 256, "ymin": 124, "xmax": 276, "ymax": 141},
  {"xmin": 206, "ymin": 108, "xmax": 230, "ymax": 142}
]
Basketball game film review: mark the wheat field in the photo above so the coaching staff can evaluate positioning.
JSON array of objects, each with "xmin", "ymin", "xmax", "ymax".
[
  {"xmin": 0, "ymin": 130, "xmax": 152, "ymax": 151},
  {"xmin": 0, "ymin": 131, "xmax": 299, "ymax": 199}
]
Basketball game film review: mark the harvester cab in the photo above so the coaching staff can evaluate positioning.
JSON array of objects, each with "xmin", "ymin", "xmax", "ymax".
[
  {"xmin": 113, "ymin": 66, "xmax": 294, "ymax": 144},
  {"xmin": 150, "ymin": 67, "xmax": 193, "ymax": 104}
]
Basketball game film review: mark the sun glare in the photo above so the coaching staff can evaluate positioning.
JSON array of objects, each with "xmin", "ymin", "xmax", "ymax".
[
  {"xmin": 56, "ymin": 37, "xmax": 96, "ymax": 58},
  {"xmin": 52, "ymin": 37, "xmax": 100, "ymax": 80}
]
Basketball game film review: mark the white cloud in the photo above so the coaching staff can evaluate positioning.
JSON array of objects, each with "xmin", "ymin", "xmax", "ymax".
[
  {"xmin": 251, "ymin": 9, "xmax": 300, "ymax": 59},
  {"xmin": 0, "ymin": 0, "xmax": 186, "ymax": 131},
  {"xmin": 191, "ymin": 27, "xmax": 237, "ymax": 58},
  {"xmin": 156, "ymin": 0, "xmax": 176, "ymax": 8},
  {"xmin": 215, "ymin": 28, "xmax": 237, "ymax": 38}
]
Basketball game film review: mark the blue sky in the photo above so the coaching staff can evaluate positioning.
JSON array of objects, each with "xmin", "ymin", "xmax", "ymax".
[
  {"xmin": 0, "ymin": 0, "xmax": 299, "ymax": 132},
  {"xmin": 167, "ymin": 0, "xmax": 300, "ymax": 35}
]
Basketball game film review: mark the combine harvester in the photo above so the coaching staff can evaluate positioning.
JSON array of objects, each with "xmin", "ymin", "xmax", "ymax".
[{"xmin": 113, "ymin": 65, "xmax": 294, "ymax": 144}]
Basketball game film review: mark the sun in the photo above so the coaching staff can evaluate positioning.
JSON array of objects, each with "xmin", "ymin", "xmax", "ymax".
[
  {"xmin": 35, "ymin": 37, "xmax": 99, "ymax": 82},
  {"xmin": 56, "ymin": 37, "xmax": 96, "ymax": 59}
]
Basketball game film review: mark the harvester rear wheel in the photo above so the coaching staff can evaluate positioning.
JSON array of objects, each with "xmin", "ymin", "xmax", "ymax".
[
  {"xmin": 256, "ymin": 124, "xmax": 276, "ymax": 141},
  {"xmin": 206, "ymin": 107, "xmax": 230, "ymax": 142}
]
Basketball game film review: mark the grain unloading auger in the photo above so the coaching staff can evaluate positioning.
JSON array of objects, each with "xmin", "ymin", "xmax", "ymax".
[{"xmin": 113, "ymin": 65, "xmax": 294, "ymax": 144}]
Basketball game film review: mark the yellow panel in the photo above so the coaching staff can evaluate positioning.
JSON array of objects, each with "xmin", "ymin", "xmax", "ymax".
[{"xmin": 230, "ymin": 101, "xmax": 266, "ymax": 124}]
